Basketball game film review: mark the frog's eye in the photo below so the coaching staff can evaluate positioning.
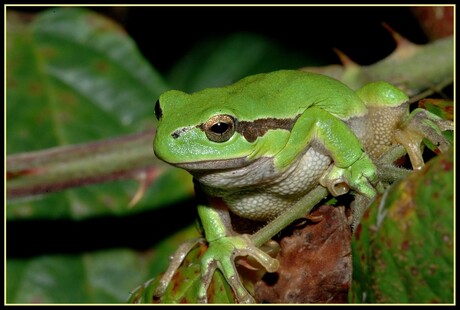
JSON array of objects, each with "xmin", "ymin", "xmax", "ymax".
[
  {"xmin": 154, "ymin": 99, "xmax": 162, "ymax": 121},
  {"xmin": 203, "ymin": 114, "xmax": 236, "ymax": 143}
]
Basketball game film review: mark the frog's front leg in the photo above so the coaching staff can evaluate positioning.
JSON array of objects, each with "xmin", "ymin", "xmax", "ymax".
[
  {"xmin": 317, "ymin": 153, "xmax": 377, "ymax": 231},
  {"xmin": 276, "ymin": 106, "xmax": 378, "ymax": 200},
  {"xmin": 318, "ymin": 152, "xmax": 377, "ymax": 199},
  {"xmin": 394, "ymin": 108, "xmax": 453, "ymax": 170},
  {"xmin": 153, "ymin": 198, "xmax": 278, "ymax": 304},
  {"xmin": 274, "ymin": 106, "xmax": 378, "ymax": 231},
  {"xmin": 195, "ymin": 200, "xmax": 279, "ymax": 303}
]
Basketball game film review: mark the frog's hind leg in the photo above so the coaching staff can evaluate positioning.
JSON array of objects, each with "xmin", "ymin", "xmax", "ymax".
[{"xmin": 394, "ymin": 108, "xmax": 453, "ymax": 170}]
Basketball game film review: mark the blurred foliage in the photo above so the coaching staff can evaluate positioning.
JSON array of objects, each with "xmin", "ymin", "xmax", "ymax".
[
  {"xmin": 351, "ymin": 149, "xmax": 453, "ymax": 303},
  {"xmin": 6, "ymin": 6, "xmax": 453, "ymax": 304},
  {"xmin": 6, "ymin": 7, "xmax": 192, "ymax": 220}
]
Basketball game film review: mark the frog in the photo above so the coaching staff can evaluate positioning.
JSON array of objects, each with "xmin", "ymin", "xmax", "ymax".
[{"xmin": 152, "ymin": 69, "xmax": 453, "ymax": 303}]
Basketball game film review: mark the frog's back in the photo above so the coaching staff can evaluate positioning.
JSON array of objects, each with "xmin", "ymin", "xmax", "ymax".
[{"xmin": 226, "ymin": 70, "xmax": 367, "ymax": 120}]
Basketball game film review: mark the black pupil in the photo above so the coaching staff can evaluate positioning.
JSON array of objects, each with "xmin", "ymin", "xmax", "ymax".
[{"xmin": 211, "ymin": 122, "xmax": 229, "ymax": 134}]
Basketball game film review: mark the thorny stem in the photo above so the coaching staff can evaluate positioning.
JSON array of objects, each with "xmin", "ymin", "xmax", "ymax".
[{"xmin": 6, "ymin": 129, "xmax": 169, "ymax": 201}]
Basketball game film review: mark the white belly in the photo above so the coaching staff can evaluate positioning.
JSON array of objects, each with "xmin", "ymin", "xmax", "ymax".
[{"xmin": 198, "ymin": 147, "xmax": 332, "ymax": 222}]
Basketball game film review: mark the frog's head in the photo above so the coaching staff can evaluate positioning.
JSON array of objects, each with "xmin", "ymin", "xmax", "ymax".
[{"xmin": 153, "ymin": 88, "xmax": 292, "ymax": 172}]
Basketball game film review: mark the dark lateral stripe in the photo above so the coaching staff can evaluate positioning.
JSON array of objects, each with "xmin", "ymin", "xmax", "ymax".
[
  {"xmin": 171, "ymin": 127, "xmax": 191, "ymax": 139},
  {"xmin": 238, "ymin": 116, "xmax": 299, "ymax": 143}
]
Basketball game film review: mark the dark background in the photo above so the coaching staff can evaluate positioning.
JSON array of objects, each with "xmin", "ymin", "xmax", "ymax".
[
  {"xmin": 16, "ymin": 6, "xmax": 429, "ymax": 71},
  {"xmin": 118, "ymin": 6, "xmax": 428, "ymax": 72}
]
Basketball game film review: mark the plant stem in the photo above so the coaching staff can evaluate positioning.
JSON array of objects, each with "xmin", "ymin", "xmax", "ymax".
[
  {"xmin": 6, "ymin": 129, "xmax": 168, "ymax": 200},
  {"xmin": 251, "ymin": 186, "xmax": 329, "ymax": 247}
]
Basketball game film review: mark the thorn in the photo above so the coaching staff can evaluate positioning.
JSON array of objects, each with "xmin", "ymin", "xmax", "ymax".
[
  {"xmin": 382, "ymin": 23, "xmax": 417, "ymax": 49},
  {"xmin": 333, "ymin": 48, "xmax": 359, "ymax": 68},
  {"xmin": 382, "ymin": 23, "xmax": 408, "ymax": 45},
  {"xmin": 382, "ymin": 23, "xmax": 419, "ymax": 56},
  {"xmin": 128, "ymin": 167, "xmax": 162, "ymax": 208},
  {"xmin": 332, "ymin": 48, "xmax": 363, "ymax": 83}
]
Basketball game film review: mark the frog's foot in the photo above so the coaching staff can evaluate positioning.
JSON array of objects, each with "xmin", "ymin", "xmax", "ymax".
[
  {"xmin": 394, "ymin": 108, "xmax": 453, "ymax": 170},
  {"xmin": 319, "ymin": 153, "xmax": 377, "ymax": 199},
  {"xmin": 197, "ymin": 234, "xmax": 279, "ymax": 303},
  {"xmin": 153, "ymin": 238, "xmax": 205, "ymax": 299}
]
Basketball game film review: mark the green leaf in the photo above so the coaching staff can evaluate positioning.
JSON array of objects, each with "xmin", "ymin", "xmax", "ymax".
[
  {"xmin": 7, "ymin": 224, "xmax": 203, "ymax": 304},
  {"xmin": 6, "ymin": 8, "xmax": 192, "ymax": 220},
  {"xmin": 7, "ymin": 249, "xmax": 150, "ymax": 303},
  {"xmin": 351, "ymin": 149, "xmax": 454, "ymax": 303},
  {"xmin": 7, "ymin": 8, "xmax": 168, "ymax": 152},
  {"xmin": 418, "ymin": 98, "xmax": 454, "ymax": 121},
  {"xmin": 129, "ymin": 245, "xmax": 236, "ymax": 304}
]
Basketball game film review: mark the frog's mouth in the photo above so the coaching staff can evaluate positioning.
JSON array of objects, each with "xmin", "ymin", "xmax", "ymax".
[{"xmin": 172, "ymin": 156, "xmax": 253, "ymax": 171}]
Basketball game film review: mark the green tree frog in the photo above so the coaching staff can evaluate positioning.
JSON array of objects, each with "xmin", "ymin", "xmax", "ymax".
[{"xmin": 152, "ymin": 70, "xmax": 452, "ymax": 303}]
